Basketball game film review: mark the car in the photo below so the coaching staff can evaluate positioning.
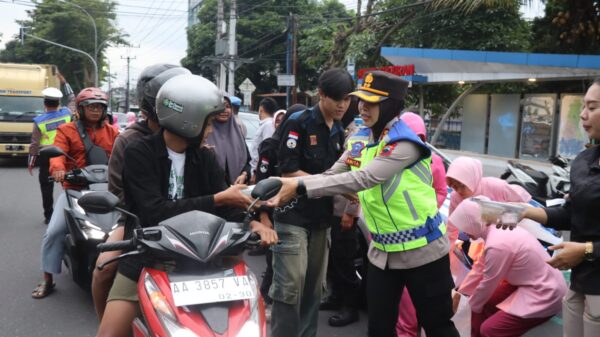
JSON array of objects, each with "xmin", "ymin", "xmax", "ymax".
[
  {"xmin": 237, "ymin": 111, "xmax": 260, "ymax": 148},
  {"xmin": 111, "ymin": 112, "xmax": 128, "ymax": 131}
]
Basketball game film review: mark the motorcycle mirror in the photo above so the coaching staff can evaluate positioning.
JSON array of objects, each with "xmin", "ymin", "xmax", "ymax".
[
  {"xmin": 39, "ymin": 146, "xmax": 65, "ymax": 158},
  {"xmin": 39, "ymin": 145, "xmax": 78, "ymax": 163},
  {"xmin": 252, "ymin": 178, "xmax": 282, "ymax": 201},
  {"xmin": 78, "ymin": 191, "xmax": 120, "ymax": 214}
]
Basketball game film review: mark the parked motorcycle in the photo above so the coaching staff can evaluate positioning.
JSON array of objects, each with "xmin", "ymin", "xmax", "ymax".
[
  {"xmin": 39, "ymin": 146, "xmax": 120, "ymax": 290},
  {"xmin": 79, "ymin": 179, "xmax": 283, "ymax": 337},
  {"xmin": 500, "ymin": 155, "xmax": 570, "ymax": 205}
]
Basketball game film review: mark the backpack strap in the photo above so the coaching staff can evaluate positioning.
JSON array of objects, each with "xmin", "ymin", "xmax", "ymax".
[{"xmin": 76, "ymin": 120, "xmax": 94, "ymax": 165}]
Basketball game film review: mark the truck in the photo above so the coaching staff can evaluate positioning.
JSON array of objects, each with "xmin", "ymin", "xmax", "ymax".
[{"xmin": 0, "ymin": 63, "xmax": 61, "ymax": 158}]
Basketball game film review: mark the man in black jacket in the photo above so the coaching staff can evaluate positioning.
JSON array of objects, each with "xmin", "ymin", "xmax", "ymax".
[{"xmin": 95, "ymin": 74, "xmax": 278, "ymax": 337}]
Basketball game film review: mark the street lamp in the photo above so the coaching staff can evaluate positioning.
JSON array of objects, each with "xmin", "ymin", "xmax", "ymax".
[
  {"xmin": 20, "ymin": 28, "xmax": 98, "ymax": 86},
  {"xmin": 58, "ymin": 0, "xmax": 97, "ymax": 65}
]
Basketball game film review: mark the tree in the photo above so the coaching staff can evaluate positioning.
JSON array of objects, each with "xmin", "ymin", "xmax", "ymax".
[
  {"xmin": 182, "ymin": 0, "xmax": 352, "ymax": 94},
  {"xmin": 532, "ymin": 0, "xmax": 600, "ymax": 54},
  {"xmin": 0, "ymin": 0, "xmax": 124, "ymax": 90}
]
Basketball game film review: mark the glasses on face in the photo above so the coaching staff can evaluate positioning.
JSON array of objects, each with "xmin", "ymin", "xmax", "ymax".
[{"xmin": 84, "ymin": 103, "xmax": 104, "ymax": 112}]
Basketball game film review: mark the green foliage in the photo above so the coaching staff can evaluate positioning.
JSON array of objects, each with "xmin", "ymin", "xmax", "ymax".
[
  {"xmin": 532, "ymin": 0, "xmax": 600, "ymax": 54},
  {"xmin": 182, "ymin": 0, "xmax": 352, "ymax": 94},
  {"xmin": 0, "ymin": 0, "xmax": 124, "ymax": 90}
]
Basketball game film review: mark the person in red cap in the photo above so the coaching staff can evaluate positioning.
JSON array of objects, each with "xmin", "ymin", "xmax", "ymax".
[{"xmin": 32, "ymin": 87, "xmax": 118, "ymax": 299}]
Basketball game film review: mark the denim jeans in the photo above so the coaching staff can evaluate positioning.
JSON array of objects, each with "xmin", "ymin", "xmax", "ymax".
[
  {"xmin": 269, "ymin": 222, "xmax": 330, "ymax": 337},
  {"xmin": 41, "ymin": 192, "xmax": 68, "ymax": 274}
]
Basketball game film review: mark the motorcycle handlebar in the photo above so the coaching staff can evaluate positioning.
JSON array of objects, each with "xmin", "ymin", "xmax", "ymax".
[{"xmin": 97, "ymin": 239, "xmax": 134, "ymax": 252}]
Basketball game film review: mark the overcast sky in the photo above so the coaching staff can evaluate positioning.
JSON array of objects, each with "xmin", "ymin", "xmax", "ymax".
[{"xmin": 1, "ymin": 0, "xmax": 545, "ymax": 91}]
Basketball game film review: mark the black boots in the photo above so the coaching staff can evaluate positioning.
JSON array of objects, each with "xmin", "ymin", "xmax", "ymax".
[{"xmin": 328, "ymin": 307, "xmax": 359, "ymax": 327}]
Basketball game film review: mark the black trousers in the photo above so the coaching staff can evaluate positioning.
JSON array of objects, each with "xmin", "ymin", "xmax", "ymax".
[
  {"xmin": 367, "ymin": 254, "xmax": 459, "ymax": 337},
  {"xmin": 38, "ymin": 156, "xmax": 54, "ymax": 220},
  {"xmin": 327, "ymin": 216, "xmax": 361, "ymax": 307}
]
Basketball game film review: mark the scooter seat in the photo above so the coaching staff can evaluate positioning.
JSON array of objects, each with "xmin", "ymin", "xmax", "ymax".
[{"xmin": 513, "ymin": 162, "xmax": 549, "ymax": 184}]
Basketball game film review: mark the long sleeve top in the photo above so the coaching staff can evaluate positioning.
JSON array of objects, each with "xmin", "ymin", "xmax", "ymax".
[
  {"xmin": 545, "ymin": 145, "xmax": 600, "ymax": 294},
  {"xmin": 463, "ymin": 226, "xmax": 566, "ymax": 318}
]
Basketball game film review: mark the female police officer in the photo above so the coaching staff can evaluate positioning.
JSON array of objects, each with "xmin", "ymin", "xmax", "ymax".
[{"xmin": 267, "ymin": 71, "xmax": 459, "ymax": 337}]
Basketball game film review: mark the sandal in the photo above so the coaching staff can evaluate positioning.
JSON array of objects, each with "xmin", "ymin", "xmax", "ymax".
[{"xmin": 32, "ymin": 280, "xmax": 55, "ymax": 299}]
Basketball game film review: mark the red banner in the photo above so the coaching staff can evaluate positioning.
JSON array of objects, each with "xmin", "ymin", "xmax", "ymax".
[{"xmin": 358, "ymin": 65, "xmax": 415, "ymax": 79}]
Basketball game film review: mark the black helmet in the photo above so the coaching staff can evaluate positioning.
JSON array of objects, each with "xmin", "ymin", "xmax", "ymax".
[{"xmin": 137, "ymin": 64, "xmax": 191, "ymax": 121}]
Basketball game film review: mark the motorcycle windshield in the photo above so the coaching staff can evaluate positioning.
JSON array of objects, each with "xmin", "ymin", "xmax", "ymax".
[{"xmin": 156, "ymin": 211, "xmax": 244, "ymax": 263}]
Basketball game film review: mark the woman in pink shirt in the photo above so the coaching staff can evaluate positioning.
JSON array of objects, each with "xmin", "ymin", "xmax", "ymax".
[
  {"xmin": 450, "ymin": 198, "xmax": 566, "ymax": 337},
  {"xmin": 395, "ymin": 112, "xmax": 448, "ymax": 337},
  {"xmin": 446, "ymin": 156, "xmax": 531, "ymax": 242}
]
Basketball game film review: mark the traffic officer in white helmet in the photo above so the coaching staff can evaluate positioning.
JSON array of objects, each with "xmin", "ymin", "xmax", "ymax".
[{"xmin": 28, "ymin": 73, "xmax": 75, "ymax": 224}]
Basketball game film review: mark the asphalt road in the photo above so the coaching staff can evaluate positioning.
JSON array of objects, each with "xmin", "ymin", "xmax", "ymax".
[{"xmin": 0, "ymin": 156, "xmax": 562, "ymax": 337}]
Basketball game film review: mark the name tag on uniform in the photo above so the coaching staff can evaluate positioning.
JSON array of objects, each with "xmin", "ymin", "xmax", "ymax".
[{"xmin": 345, "ymin": 157, "xmax": 361, "ymax": 168}]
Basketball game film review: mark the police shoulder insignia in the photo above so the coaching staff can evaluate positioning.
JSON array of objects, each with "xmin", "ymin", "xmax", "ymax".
[
  {"xmin": 349, "ymin": 142, "xmax": 365, "ymax": 158},
  {"xmin": 380, "ymin": 143, "xmax": 397, "ymax": 157}
]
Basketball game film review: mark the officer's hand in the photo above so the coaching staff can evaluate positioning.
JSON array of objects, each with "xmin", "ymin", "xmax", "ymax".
[
  {"xmin": 250, "ymin": 220, "xmax": 278, "ymax": 246},
  {"xmin": 265, "ymin": 177, "xmax": 298, "ymax": 207},
  {"xmin": 57, "ymin": 71, "xmax": 66, "ymax": 85},
  {"xmin": 340, "ymin": 213, "xmax": 355, "ymax": 231},
  {"xmin": 234, "ymin": 171, "xmax": 247, "ymax": 185},
  {"xmin": 214, "ymin": 184, "xmax": 252, "ymax": 209},
  {"xmin": 260, "ymin": 211, "xmax": 273, "ymax": 229},
  {"xmin": 28, "ymin": 165, "xmax": 34, "ymax": 176},
  {"xmin": 52, "ymin": 170, "xmax": 65, "ymax": 182}
]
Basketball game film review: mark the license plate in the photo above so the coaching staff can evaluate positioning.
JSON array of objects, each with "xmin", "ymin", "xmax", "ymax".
[
  {"xmin": 6, "ymin": 145, "xmax": 24, "ymax": 151},
  {"xmin": 170, "ymin": 275, "xmax": 255, "ymax": 306}
]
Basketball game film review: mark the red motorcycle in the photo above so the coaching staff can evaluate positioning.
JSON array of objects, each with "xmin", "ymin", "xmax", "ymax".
[{"xmin": 80, "ymin": 180, "xmax": 282, "ymax": 337}]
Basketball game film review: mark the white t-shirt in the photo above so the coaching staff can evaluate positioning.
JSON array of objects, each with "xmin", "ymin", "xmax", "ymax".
[{"xmin": 167, "ymin": 147, "xmax": 186, "ymax": 200}]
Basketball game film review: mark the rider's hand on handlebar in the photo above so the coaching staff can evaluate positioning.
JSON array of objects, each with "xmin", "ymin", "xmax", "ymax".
[
  {"xmin": 52, "ymin": 170, "xmax": 66, "ymax": 182},
  {"xmin": 250, "ymin": 220, "xmax": 278, "ymax": 246},
  {"xmin": 214, "ymin": 184, "xmax": 253, "ymax": 209}
]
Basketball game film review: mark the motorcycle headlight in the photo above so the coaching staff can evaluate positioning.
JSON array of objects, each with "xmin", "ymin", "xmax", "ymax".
[
  {"xmin": 81, "ymin": 220, "xmax": 107, "ymax": 240},
  {"xmin": 144, "ymin": 273, "xmax": 199, "ymax": 337}
]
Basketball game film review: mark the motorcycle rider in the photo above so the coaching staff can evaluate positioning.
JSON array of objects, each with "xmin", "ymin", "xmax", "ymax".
[
  {"xmin": 92, "ymin": 64, "xmax": 191, "ymax": 319},
  {"xmin": 95, "ymin": 74, "xmax": 277, "ymax": 337},
  {"xmin": 32, "ymin": 87, "xmax": 119, "ymax": 299},
  {"xmin": 28, "ymin": 72, "xmax": 76, "ymax": 224}
]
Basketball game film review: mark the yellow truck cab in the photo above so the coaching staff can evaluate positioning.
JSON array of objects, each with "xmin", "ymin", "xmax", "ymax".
[{"xmin": 0, "ymin": 63, "xmax": 60, "ymax": 157}]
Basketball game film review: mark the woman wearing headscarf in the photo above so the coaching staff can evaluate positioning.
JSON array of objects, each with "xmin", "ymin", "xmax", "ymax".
[
  {"xmin": 125, "ymin": 111, "xmax": 137, "ymax": 128},
  {"xmin": 203, "ymin": 96, "xmax": 251, "ymax": 185},
  {"xmin": 449, "ymin": 198, "xmax": 566, "ymax": 337},
  {"xmin": 446, "ymin": 156, "xmax": 531, "ymax": 242}
]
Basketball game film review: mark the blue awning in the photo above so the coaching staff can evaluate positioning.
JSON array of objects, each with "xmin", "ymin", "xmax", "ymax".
[{"xmin": 381, "ymin": 47, "xmax": 600, "ymax": 84}]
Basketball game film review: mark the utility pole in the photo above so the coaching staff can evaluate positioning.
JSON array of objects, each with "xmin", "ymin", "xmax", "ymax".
[
  {"xmin": 121, "ymin": 55, "xmax": 136, "ymax": 113},
  {"xmin": 107, "ymin": 60, "xmax": 112, "ymax": 112},
  {"xmin": 285, "ymin": 14, "xmax": 292, "ymax": 108},
  {"xmin": 291, "ymin": 14, "xmax": 297, "ymax": 105},
  {"xmin": 227, "ymin": 0, "xmax": 237, "ymax": 96},
  {"xmin": 216, "ymin": 0, "xmax": 227, "ymax": 92}
]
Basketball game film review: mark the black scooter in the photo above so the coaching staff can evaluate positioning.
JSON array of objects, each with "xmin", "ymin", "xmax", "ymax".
[{"xmin": 40, "ymin": 146, "xmax": 120, "ymax": 290}]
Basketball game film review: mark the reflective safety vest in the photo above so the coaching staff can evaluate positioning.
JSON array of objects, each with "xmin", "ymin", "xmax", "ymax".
[
  {"xmin": 346, "ymin": 120, "xmax": 445, "ymax": 252},
  {"xmin": 34, "ymin": 108, "xmax": 72, "ymax": 146}
]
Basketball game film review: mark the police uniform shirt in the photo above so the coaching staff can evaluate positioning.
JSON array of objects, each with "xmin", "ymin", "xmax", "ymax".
[
  {"xmin": 274, "ymin": 106, "xmax": 345, "ymax": 228},
  {"xmin": 299, "ymin": 117, "xmax": 449, "ymax": 269}
]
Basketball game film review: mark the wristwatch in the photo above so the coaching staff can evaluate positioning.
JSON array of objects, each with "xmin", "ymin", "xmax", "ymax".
[
  {"xmin": 584, "ymin": 242, "xmax": 596, "ymax": 261},
  {"xmin": 296, "ymin": 179, "xmax": 307, "ymax": 196}
]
